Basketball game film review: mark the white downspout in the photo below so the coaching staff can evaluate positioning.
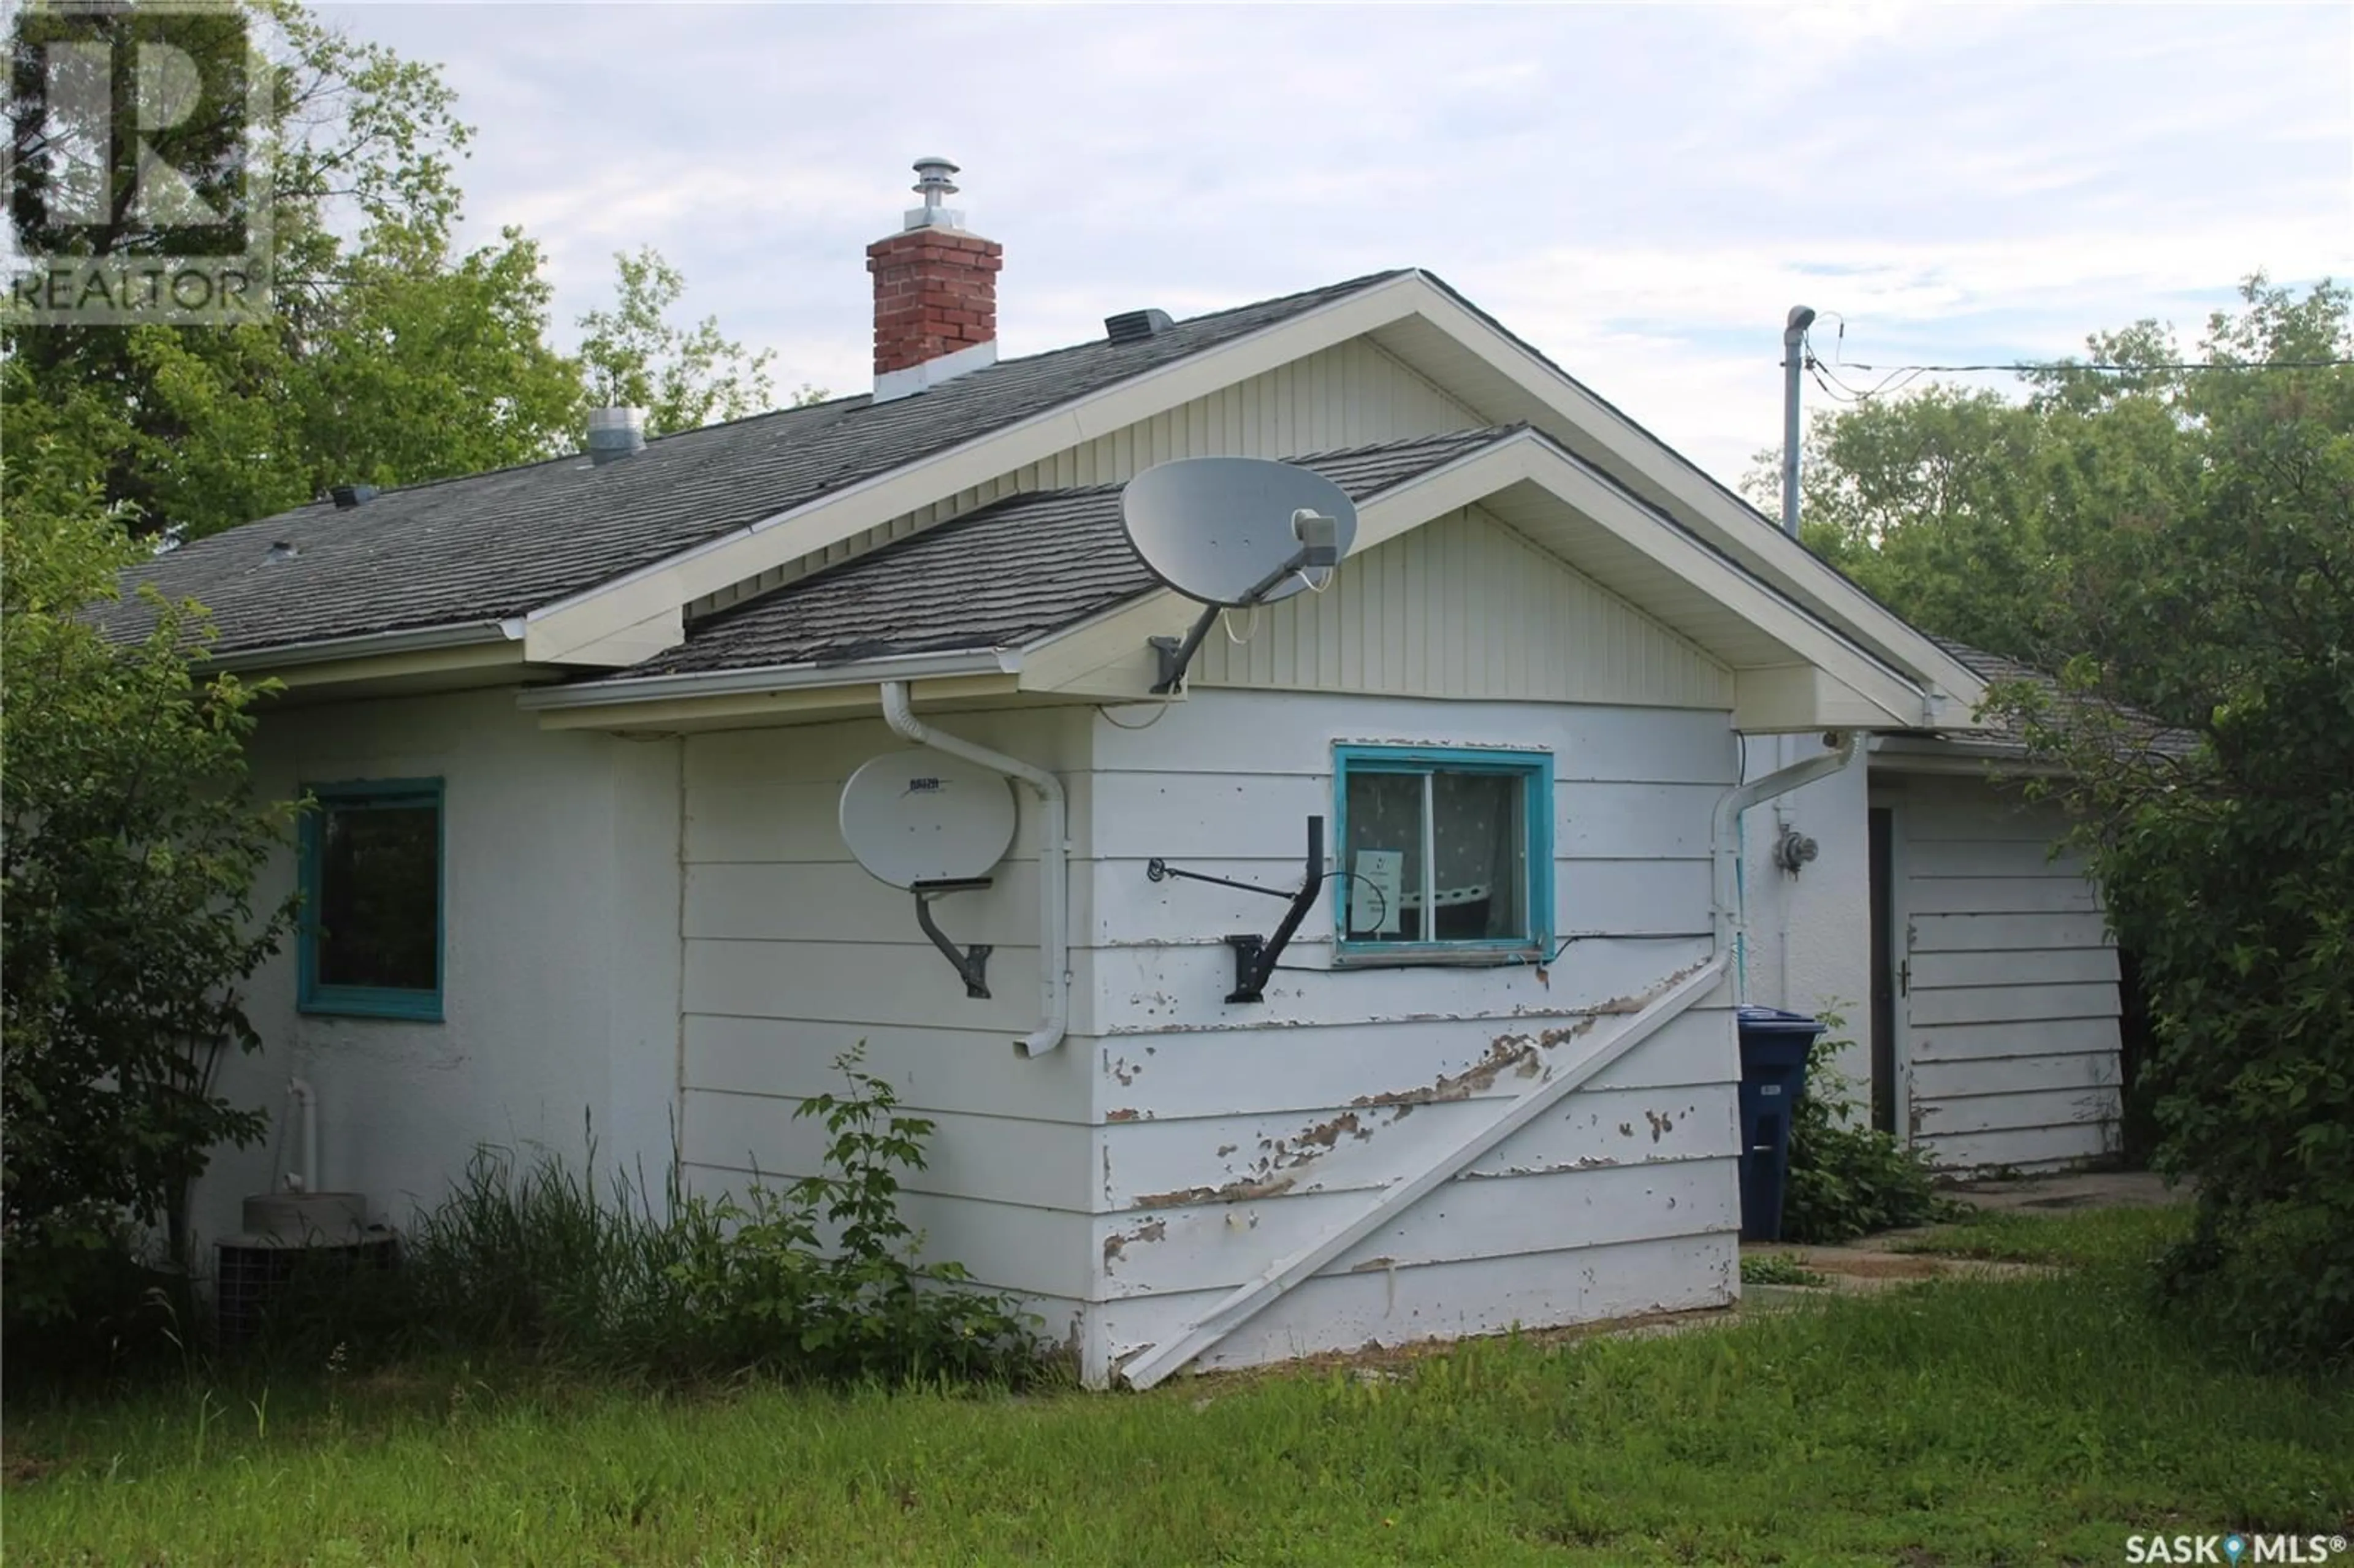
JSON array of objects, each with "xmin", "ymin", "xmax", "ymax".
[
  {"xmin": 284, "ymin": 1077, "xmax": 318, "ymax": 1194},
  {"xmin": 880, "ymin": 681, "xmax": 1068, "ymax": 1058},
  {"xmin": 1714, "ymin": 730, "xmax": 1858, "ymax": 977}
]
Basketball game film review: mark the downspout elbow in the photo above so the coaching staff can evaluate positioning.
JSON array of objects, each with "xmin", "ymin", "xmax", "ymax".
[
  {"xmin": 1711, "ymin": 729, "xmax": 1858, "ymax": 969},
  {"xmin": 880, "ymin": 681, "xmax": 1070, "ymax": 1058}
]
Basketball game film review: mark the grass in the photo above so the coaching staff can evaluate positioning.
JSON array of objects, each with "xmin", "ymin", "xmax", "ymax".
[
  {"xmin": 7, "ymin": 1207, "xmax": 2350, "ymax": 1567},
  {"xmin": 1889, "ymin": 1201, "xmax": 2192, "ymax": 1271},
  {"xmin": 1738, "ymin": 1251, "xmax": 1830, "ymax": 1287}
]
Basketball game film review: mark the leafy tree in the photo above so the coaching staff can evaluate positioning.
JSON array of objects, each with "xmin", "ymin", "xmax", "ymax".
[
  {"xmin": 576, "ymin": 246, "xmax": 794, "ymax": 435},
  {"xmin": 1985, "ymin": 283, "xmax": 2353, "ymax": 1366},
  {"xmin": 6, "ymin": 1, "xmax": 579, "ymax": 539},
  {"xmin": 0, "ymin": 441, "xmax": 299, "ymax": 1328}
]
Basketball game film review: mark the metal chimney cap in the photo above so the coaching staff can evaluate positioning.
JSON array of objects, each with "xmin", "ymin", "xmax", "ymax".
[
  {"xmin": 587, "ymin": 406, "xmax": 649, "ymax": 465},
  {"xmin": 905, "ymin": 156, "xmax": 967, "ymax": 230}
]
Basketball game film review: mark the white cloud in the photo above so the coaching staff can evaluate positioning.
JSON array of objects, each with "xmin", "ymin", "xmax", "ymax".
[{"xmin": 320, "ymin": 1, "xmax": 2353, "ymax": 482}]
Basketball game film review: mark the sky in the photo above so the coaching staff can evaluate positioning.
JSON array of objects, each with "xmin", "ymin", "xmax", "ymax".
[{"xmin": 318, "ymin": 2, "xmax": 2352, "ymax": 490}]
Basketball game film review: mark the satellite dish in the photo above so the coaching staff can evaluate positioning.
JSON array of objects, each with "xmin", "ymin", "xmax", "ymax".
[
  {"xmin": 839, "ymin": 750, "xmax": 1018, "ymax": 889},
  {"xmin": 1122, "ymin": 457, "xmax": 1358, "ymax": 609}
]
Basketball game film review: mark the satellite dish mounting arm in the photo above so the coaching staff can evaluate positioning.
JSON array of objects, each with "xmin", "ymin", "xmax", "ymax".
[
  {"xmin": 1150, "ymin": 510, "xmax": 1341, "ymax": 694},
  {"xmin": 1148, "ymin": 816, "xmax": 1326, "ymax": 1004},
  {"xmin": 911, "ymin": 879, "xmax": 993, "ymax": 998}
]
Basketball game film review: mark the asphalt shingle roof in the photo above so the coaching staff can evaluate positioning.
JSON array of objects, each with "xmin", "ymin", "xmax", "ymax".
[
  {"xmin": 613, "ymin": 428, "xmax": 1519, "ymax": 680},
  {"xmin": 96, "ymin": 271, "xmax": 1409, "ymax": 655},
  {"xmin": 1933, "ymin": 636, "xmax": 2198, "ymax": 759}
]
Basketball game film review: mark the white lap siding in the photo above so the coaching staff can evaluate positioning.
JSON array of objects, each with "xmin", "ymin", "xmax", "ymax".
[
  {"xmin": 1897, "ymin": 775, "xmax": 2124, "ymax": 1170},
  {"xmin": 677, "ymin": 709, "xmax": 1100, "ymax": 1342},
  {"xmin": 1083, "ymin": 691, "xmax": 1742, "ymax": 1385}
]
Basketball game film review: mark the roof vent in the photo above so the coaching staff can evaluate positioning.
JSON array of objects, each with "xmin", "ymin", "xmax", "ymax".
[
  {"xmin": 587, "ymin": 406, "xmax": 648, "ymax": 466},
  {"xmin": 1105, "ymin": 308, "xmax": 1173, "ymax": 345},
  {"xmin": 329, "ymin": 484, "xmax": 376, "ymax": 509},
  {"xmin": 264, "ymin": 541, "xmax": 299, "ymax": 563}
]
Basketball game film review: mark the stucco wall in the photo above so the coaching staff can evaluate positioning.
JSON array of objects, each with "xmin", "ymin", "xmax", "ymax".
[
  {"xmin": 1737, "ymin": 734, "xmax": 1872, "ymax": 1095},
  {"xmin": 191, "ymin": 688, "xmax": 683, "ymax": 1256}
]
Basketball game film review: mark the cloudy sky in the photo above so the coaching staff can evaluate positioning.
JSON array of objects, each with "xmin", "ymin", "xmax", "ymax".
[{"xmin": 319, "ymin": 2, "xmax": 2350, "ymax": 489}]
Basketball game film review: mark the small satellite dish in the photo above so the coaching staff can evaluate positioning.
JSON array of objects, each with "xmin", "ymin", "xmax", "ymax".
[
  {"xmin": 839, "ymin": 750, "xmax": 1018, "ymax": 889},
  {"xmin": 1122, "ymin": 457, "xmax": 1358, "ymax": 609}
]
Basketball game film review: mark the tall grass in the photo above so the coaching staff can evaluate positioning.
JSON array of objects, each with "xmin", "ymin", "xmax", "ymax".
[{"xmin": 9, "ymin": 1211, "xmax": 2351, "ymax": 1567}]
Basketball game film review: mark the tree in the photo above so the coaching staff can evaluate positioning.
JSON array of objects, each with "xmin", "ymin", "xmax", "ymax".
[
  {"xmin": 0, "ymin": 431, "xmax": 299, "ymax": 1329},
  {"xmin": 576, "ymin": 246, "xmax": 786, "ymax": 435},
  {"xmin": 5, "ymin": 0, "xmax": 587, "ymax": 540},
  {"xmin": 1789, "ymin": 277, "xmax": 2353, "ymax": 1364}
]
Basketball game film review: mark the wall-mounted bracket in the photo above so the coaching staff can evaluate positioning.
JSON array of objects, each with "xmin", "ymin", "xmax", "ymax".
[
  {"xmin": 1147, "ymin": 816, "xmax": 1325, "ymax": 1005},
  {"xmin": 912, "ymin": 878, "xmax": 993, "ymax": 998},
  {"xmin": 1148, "ymin": 512, "xmax": 1341, "ymax": 695}
]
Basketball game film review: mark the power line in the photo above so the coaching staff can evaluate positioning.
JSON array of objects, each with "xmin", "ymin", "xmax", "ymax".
[{"xmin": 1803, "ymin": 341, "xmax": 2354, "ymax": 377}]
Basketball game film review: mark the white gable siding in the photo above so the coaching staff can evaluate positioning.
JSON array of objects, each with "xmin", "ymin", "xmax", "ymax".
[
  {"xmin": 692, "ymin": 337, "xmax": 1483, "ymax": 615},
  {"xmin": 1897, "ymin": 776, "xmax": 2123, "ymax": 1170},
  {"xmin": 1187, "ymin": 503, "xmax": 1734, "ymax": 710},
  {"xmin": 1082, "ymin": 690, "xmax": 1741, "ymax": 1382}
]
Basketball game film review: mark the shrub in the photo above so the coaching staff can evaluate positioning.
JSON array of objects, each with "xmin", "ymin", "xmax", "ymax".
[
  {"xmin": 1781, "ymin": 1022, "xmax": 1957, "ymax": 1245},
  {"xmin": 289, "ymin": 1046, "xmax": 1042, "ymax": 1385},
  {"xmin": 1, "ymin": 474, "xmax": 297, "ymax": 1336}
]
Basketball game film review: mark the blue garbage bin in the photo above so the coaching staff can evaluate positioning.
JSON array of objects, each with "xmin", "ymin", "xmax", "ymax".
[{"xmin": 1736, "ymin": 1006, "xmax": 1827, "ymax": 1243}]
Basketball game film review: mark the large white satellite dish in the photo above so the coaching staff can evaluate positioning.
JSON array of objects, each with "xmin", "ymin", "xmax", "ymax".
[
  {"xmin": 1121, "ymin": 457, "xmax": 1358, "ymax": 609},
  {"xmin": 839, "ymin": 750, "xmax": 1018, "ymax": 890},
  {"xmin": 1122, "ymin": 457, "xmax": 1359, "ymax": 693}
]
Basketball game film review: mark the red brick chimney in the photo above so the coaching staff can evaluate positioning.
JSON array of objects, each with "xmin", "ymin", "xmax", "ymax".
[{"xmin": 866, "ymin": 156, "xmax": 1002, "ymax": 402}]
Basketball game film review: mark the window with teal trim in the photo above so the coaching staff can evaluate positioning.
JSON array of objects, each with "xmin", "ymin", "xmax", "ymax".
[
  {"xmin": 299, "ymin": 778, "xmax": 444, "ymax": 1019},
  {"xmin": 1333, "ymin": 746, "xmax": 1552, "ymax": 961}
]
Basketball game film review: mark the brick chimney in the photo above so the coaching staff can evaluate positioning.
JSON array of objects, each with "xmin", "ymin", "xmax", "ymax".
[{"xmin": 866, "ymin": 156, "xmax": 1002, "ymax": 403}]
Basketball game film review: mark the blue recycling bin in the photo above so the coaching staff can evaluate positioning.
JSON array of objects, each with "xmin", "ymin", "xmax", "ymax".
[{"xmin": 1736, "ymin": 1006, "xmax": 1827, "ymax": 1243}]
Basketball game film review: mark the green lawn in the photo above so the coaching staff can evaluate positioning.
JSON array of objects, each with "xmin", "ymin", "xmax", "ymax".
[{"xmin": 7, "ymin": 1207, "xmax": 2350, "ymax": 1567}]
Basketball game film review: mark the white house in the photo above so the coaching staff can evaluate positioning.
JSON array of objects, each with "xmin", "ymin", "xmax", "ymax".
[{"xmin": 114, "ymin": 159, "xmax": 2128, "ymax": 1388}]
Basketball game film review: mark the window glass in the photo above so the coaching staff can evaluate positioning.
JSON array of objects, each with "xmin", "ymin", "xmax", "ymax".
[
  {"xmin": 1431, "ymin": 771, "xmax": 1525, "ymax": 941},
  {"xmin": 316, "ymin": 802, "xmax": 439, "ymax": 990},
  {"xmin": 299, "ymin": 779, "xmax": 443, "ymax": 1016},
  {"xmin": 1337, "ymin": 750, "xmax": 1545, "ymax": 954}
]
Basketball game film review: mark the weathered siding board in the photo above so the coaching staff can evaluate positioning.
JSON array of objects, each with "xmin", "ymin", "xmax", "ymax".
[
  {"xmin": 1097, "ymin": 1007, "xmax": 1735, "ymax": 1123},
  {"xmin": 1897, "ymin": 775, "xmax": 2124, "ymax": 1170},
  {"xmin": 1187, "ymin": 504, "xmax": 1734, "ymax": 710},
  {"xmin": 691, "ymin": 338, "xmax": 1482, "ymax": 616},
  {"xmin": 683, "ymin": 1091, "xmax": 1091, "ymax": 1213},
  {"xmin": 1081, "ymin": 688, "xmax": 1741, "ymax": 1380},
  {"xmin": 1090, "ymin": 1233, "xmax": 1734, "ymax": 1377},
  {"xmin": 1097, "ymin": 1157, "xmax": 1736, "ymax": 1299}
]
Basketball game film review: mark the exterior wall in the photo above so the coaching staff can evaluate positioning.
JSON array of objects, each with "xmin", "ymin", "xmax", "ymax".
[
  {"xmin": 693, "ymin": 337, "xmax": 1483, "ymax": 615},
  {"xmin": 1187, "ymin": 502, "xmax": 1734, "ymax": 711},
  {"xmin": 194, "ymin": 689, "xmax": 683, "ymax": 1255},
  {"xmin": 1887, "ymin": 774, "xmax": 2123, "ymax": 1170},
  {"xmin": 674, "ymin": 709, "xmax": 1102, "ymax": 1347},
  {"xmin": 1738, "ymin": 736, "xmax": 1873, "ymax": 1091},
  {"xmin": 1082, "ymin": 690, "xmax": 1743, "ymax": 1384}
]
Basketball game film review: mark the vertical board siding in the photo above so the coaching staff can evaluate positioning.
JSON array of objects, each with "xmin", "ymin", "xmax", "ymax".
[
  {"xmin": 1083, "ymin": 688, "xmax": 1743, "ymax": 1382},
  {"xmin": 1187, "ymin": 504, "xmax": 1731, "ymax": 709},
  {"xmin": 1899, "ymin": 776, "xmax": 2124, "ymax": 1170},
  {"xmin": 690, "ymin": 338, "xmax": 1482, "ymax": 616}
]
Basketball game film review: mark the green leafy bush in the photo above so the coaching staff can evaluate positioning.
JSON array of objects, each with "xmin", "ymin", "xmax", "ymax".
[
  {"xmin": 302, "ymin": 1046, "xmax": 1042, "ymax": 1385},
  {"xmin": 1781, "ymin": 1024, "xmax": 1957, "ymax": 1245}
]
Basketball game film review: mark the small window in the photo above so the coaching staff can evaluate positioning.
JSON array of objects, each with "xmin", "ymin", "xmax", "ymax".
[
  {"xmin": 298, "ymin": 778, "xmax": 444, "ymax": 1019},
  {"xmin": 1333, "ymin": 746, "xmax": 1552, "ymax": 962}
]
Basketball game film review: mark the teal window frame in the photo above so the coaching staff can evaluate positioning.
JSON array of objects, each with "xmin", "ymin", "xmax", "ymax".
[
  {"xmin": 1331, "ymin": 744, "xmax": 1554, "ymax": 965},
  {"xmin": 297, "ymin": 777, "xmax": 445, "ymax": 1021}
]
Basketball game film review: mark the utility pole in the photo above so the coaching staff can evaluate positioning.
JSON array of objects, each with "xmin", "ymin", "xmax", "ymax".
[{"xmin": 1781, "ymin": 305, "xmax": 1816, "ymax": 537}]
